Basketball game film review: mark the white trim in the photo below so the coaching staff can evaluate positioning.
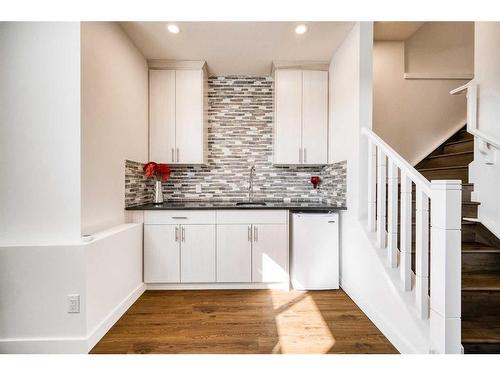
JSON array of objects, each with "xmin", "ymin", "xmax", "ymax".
[
  {"xmin": 271, "ymin": 60, "xmax": 329, "ymax": 75},
  {"xmin": 86, "ymin": 283, "xmax": 146, "ymax": 352},
  {"xmin": 466, "ymin": 216, "xmax": 500, "ymax": 243},
  {"xmin": 147, "ymin": 59, "xmax": 207, "ymax": 73},
  {"xmin": 341, "ymin": 276, "xmax": 428, "ymax": 354},
  {"xmin": 404, "ymin": 72, "xmax": 473, "ymax": 80},
  {"xmin": 146, "ymin": 282, "xmax": 290, "ymax": 290},
  {"xmin": 0, "ymin": 283, "xmax": 146, "ymax": 354},
  {"xmin": 0, "ymin": 337, "xmax": 87, "ymax": 354},
  {"xmin": 410, "ymin": 121, "xmax": 467, "ymax": 167}
]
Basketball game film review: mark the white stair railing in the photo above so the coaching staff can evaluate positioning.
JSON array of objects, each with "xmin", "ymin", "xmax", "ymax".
[{"xmin": 362, "ymin": 128, "xmax": 462, "ymax": 354}]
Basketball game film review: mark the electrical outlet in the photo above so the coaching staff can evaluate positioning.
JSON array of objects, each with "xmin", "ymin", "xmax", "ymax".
[
  {"xmin": 67, "ymin": 294, "xmax": 80, "ymax": 313},
  {"xmin": 195, "ymin": 184, "xmax": 202, "ymax": 193}
]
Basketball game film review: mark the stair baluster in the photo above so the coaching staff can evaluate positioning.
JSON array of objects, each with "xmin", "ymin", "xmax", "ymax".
[
  {"xmin": 400, "ymin": 172, "xmax": 413, "ymax": 291},
  {"xmin": 387, "ymin": 160, "xmax": 399, "ymax": 268},
  {"xmin": 376, "ymin": 149, "xmax": 387, "ymax": 248},
  {"xmin": 415, "ymin": 187, "xmax": 430, "ymax": 319}
]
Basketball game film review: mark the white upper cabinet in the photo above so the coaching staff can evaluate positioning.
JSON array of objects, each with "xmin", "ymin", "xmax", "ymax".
[
  {"xmin": 302, "ymin": 70, "xmax": 328, "ymax": 165},
  {"xmin": 149, "ymin": 70, "xmax": 176, "ymax": 163},
  {"xmin": 274, "ymin": 70, "xmax": 303, "ymax": 164},
  {"xmin": 273, "ymin": 68, "xmax": 328, "ymax": 165},
  {"xmin": 149, "ymin": 63, "xmax": 207, "ymax": 165}
]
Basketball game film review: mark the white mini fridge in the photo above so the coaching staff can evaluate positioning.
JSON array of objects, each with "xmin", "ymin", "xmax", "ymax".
[{"xmin": 291, "ymin": 212, "xmax": 339, "ymax": 290}]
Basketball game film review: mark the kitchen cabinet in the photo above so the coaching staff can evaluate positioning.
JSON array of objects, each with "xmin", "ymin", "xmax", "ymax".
[
  {"xmin": 216, "ymin": 224, "xmax": 252, "ymax": 282},
  {"xmin": 216, "ymin": 211, "xmax": 288, "ymax": 283},
  {"xmin": 143, "ymin": 210, "xmax": 289, "ymax": 287},
  {"xmin": 180, "ymin": 224, "xmax": 216, "ymax": 283},
  {"xmin": 144, "ymin": 223, "xmax": 216, "ymax": 283},
  {"xmin": 149, "ymin": 64, "xmax": 207, "ymax": 165},
  {"xmin": 274, "ymin": 69, "xmax": 328, "ymax": 165},
  {"xmin": 144, "ymin": 224, "xmax": 180, "ymax": 283},
  {"xmin": 251, "ymin": 224, "xmax": 288, "ymax": 283}
]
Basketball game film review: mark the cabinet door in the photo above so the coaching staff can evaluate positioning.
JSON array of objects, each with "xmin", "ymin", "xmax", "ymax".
[
  {"xmin": 175, "ymin": 70, "xmax": 204, "ymax": 164},
  {"xmin": 180, "ymin": 225, "xmax": 216, "ymax": 283},
  {"xmin": 302, "ymin": 70, "xmax": 328, "ymax": 165},
  {"xmin": 144, "ymin": 225, "xmax": 180, "ymax": 283},
  {"xmin": 274, "ymin": 70, "xmax": 303, "ymax": 165},
  {"xmin": 149, "ymin": 70, "xmax": 176, "ymax": 163},
  {"xmin": 216, "ymin": 225, "xmax": 252, "ymax": 282},
  {"xmin": 252, "ymin": 224, "xmax": 288, "ymax": 283}
]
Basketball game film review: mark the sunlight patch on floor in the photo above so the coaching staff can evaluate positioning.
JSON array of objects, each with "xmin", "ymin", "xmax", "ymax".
[{"xmin": 270, "ymin": 291, "xmax": 335, "ymax": 354}]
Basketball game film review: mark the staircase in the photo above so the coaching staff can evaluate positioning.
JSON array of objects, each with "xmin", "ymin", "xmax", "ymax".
[{"xmin": 415, "ymin": 126, "xmax": 500, "ymax": 354}]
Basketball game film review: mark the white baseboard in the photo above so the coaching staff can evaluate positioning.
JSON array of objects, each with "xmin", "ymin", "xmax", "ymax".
[
  {"xmin": 0, "ymin": 336, "xmax": 88, "ymax": 354},
  {"xmin": 146, "ymin": 282, "xmax": 290, "ymax": 290},
  {"xmin": 340, "ymin": 277, "xmax": 426, "ymax": 354},
  {"xmin": 0, "ymin": 283, "xmax": 146, "ymax": 354},
  {"xmin": 86, "ymin": 283, "xmax": 146, "ymax": 352}
]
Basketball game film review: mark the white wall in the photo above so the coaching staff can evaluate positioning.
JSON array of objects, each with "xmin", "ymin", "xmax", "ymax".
[
  {"xmin": 0, "ymin": 245, "xmax": 86, "ymax": 341},
  {"xmin": 470, "ymin": 22, "xmax": 500, "ymax": 239},
  {"xmin": 81, "ymin": 22, "xmax": 149, "ymax": 235},
  {"xmin": 85, "ymin": 224, "xmax": 143, "ymax": 349},
  {"xmin": 0, "ymin": 224, "xmax": 144, "ymax": 353},
  {"xmin": 373, "ymin": 41, "xmax": 469, "ymax": 165},
  {"xmin": 330, "ymin": 23, "xmax": 430, "ymax": 353},
  {"xmin": 0, "ymin": 22, "xmax": 82, "ymax": 245},
  {"xmin": 405, "ymin": 22, "xmax": 474, "ymax": 76}
]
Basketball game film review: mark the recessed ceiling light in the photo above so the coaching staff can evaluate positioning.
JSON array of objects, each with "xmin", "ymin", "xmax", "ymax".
[
  {"xmin": 295, "ymin": 24, "xmax": 308, "ymax": 35},
  {"xmin": 167, "ymin": 24, "xmax": 180, "ymax": 34}
]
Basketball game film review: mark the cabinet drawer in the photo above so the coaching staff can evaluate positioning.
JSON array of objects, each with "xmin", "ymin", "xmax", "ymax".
[
  {"xmin": 144, "ymin": 210, "xmax": 216, "ymax": 225},
  {"xmin": 216, "ymin": 210, "xmax": 288, "ymax": 224}
]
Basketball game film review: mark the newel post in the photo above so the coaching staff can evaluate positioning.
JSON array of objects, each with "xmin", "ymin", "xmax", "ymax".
[{"xmin": 429, "ymin": 180, "xmax": 462, "ymax": 354}]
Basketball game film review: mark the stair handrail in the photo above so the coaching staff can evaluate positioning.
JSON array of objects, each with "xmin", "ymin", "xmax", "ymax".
[
  {"xmin": 362, "ymin": 127, "xmax": 462, "ymax": 354},
  {"xmin": 362, "ymin": 128, "xmax": 432, "ymax": 195},
  {"xmin": 451, "ymin": 81, "xmax": 500, "ymax": 160}
]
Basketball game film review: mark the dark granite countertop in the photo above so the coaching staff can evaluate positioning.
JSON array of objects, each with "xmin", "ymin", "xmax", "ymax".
[{"xmin": 126, "ymin": 201, "xmax": 347, "ymax": 212}]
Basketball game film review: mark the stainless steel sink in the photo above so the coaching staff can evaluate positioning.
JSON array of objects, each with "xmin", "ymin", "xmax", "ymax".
[{"xmin": 235, "ymin": 201, "xmax": 267, "ymax": 206}]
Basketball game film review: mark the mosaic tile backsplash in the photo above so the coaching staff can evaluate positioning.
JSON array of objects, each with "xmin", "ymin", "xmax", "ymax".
[{"xmin": 125, "ymin": 76, "xmax": 347, "ymax": 207}]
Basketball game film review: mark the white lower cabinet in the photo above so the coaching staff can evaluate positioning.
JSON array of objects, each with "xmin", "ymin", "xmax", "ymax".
[
  {"xmin": 216, "ymin": 224, "xmax": 252, "ymax": 282},
  {"xmin": 251, "ymin": 224, "xmax": 288, "ymax": 283},
  {"xmin": 181, "ymin": 224, "xmax": 216, "ymax": 283},
  {"xmin": 144, "ymin": 223, "xmax": 216, "ymax": 283},
  {"xmin": 144, "ymin": 225, "xmax": 180, "ymax": 283},
  {"xmin": 143, "ymin": 210, "xmax": 289, "ymax": 287}
]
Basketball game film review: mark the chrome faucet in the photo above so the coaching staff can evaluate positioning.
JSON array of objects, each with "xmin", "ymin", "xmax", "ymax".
[{"xmin": 248, "ymin": 165, "xmax": 255, "ymax": 202}]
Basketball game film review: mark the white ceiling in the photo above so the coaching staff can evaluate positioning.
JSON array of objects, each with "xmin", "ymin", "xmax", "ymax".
[
  {"xmin": 120, "ymin": 22, "xmax": 355, "ymax": 76},
  {"xmin": 374, "ymin": 22, "xmax": 425, "ymax": 41}
]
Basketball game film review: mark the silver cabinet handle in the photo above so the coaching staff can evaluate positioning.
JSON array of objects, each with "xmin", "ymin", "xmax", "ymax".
[
  {"xmin": 299, "ymin": 148, "xmax": 302, "ymax": 163},
  {"xmin": 328, "ymin": 221, "xmax": 336, "ymax": 223},
  {"xmin": 181, "ymin": 226, "xmax": 185, "ymax": 242},
  {"xmin": 175, "ymin": 226, "xmax": 179, "ymax": 242},
  {"xmin": 172, "ymin": 216, "xmax": 188, "ymax": 219},
  {"xmin": 248, "ymin": 225, "xmax": 252, "ymax": 242},
  {"xmin": 171, "ymin": 148, "xmax": 175, "ymax": 163},
  {"xmin": 176, "ymin": 148, "xmax": 180, "ymax": 163},
  {"xmin": 254, "ymin": 226, "xmax": 258, "ymax": 242},
  {"xmin": 304, "ymin": 148, "xmax": 307, "ymax": 163}
]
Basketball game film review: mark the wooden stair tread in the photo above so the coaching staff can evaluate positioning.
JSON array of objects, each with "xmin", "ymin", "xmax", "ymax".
[
  {"xmin": 463, "ymin": 272, "xmax": 500, "ymax": 290},
  {"xmin": 427, "ymin": 151, "xmax": 473, "ymax": 159},
  {"xmin": 444, "ymin": 138, "xmax": 474, "ymax": 146},
  {"xmin": 416, "ymin": 165, "xmax": 469, "ymax": 172},
  {"xmin": 462, "ymin": 242, "xmax": 500, "ymax": 251},
  {"xmin": 462, "ymin": 318, "xmax": 500, "ymax": 343}
]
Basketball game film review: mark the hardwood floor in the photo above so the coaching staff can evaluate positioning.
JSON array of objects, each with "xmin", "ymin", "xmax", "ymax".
[{"xmin": 90, "ymin": 289, "xmax": 397, "ymax": 354}]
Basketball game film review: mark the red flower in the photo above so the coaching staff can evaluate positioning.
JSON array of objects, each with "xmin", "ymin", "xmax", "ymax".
[
  {"xmin": 143, "ymin": 162, "xmax": 158, "ymax": 178},
  {"xmin": 143, "ymin": 162, "xmax": 171, "ymax": 182}
]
